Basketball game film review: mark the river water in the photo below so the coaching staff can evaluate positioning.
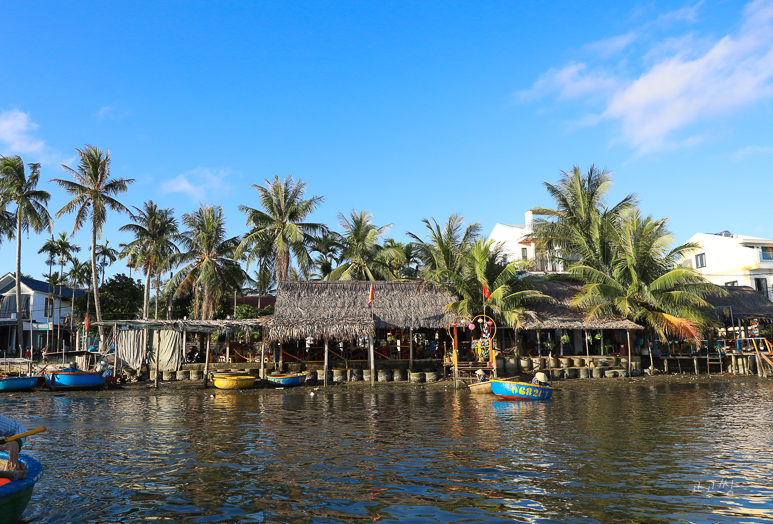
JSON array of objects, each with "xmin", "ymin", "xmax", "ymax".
[{"xmin": 4, "ymin": 377, "xmax": 773, "ymax": 523}]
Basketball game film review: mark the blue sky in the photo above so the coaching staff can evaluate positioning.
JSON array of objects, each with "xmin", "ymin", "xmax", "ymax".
[{"xmin": 2, "ymin": 0, "xmax": 773, "ymax": 282}]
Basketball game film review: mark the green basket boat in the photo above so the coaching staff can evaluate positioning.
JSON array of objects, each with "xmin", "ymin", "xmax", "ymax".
[{"xmin": 0, "ymin": 451, "xmax": 43, "ymax": 524}]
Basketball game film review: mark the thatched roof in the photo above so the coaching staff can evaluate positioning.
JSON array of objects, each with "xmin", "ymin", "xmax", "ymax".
[
  {"xmin": 94, "ymin": 318, "xmax": 265, "ymax": 334},
  {"xmin": 522, "ymin": 280, "xmax": 643, "ymax": 331},
  {"xmin": 266, "ymin": 280, "xmax": 456, "ymax": 342},
  {"xmin": 704, "ymin": 286, "xmax": 773, "ymax": 319}
]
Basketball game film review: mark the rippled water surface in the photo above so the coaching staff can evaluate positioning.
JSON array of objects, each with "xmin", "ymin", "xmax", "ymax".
[{"xmin": 4, "ymin": 377, "xmax": 773, "ymax": 523}]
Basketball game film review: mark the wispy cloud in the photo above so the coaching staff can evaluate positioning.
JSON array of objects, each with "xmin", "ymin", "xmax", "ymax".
[
  {"xmin": 656, "ymin": 0, "xmax": 705, "ymax": 25},
  {"xmin": 583, "ymin": 32, "xmax": 638, "ymax": 58},
  {"xmin": 733, "ymin": 144, "xmax": 773, "ymax": 159},
  {"xmin": 161, "ymin": 167, "xmax": 233, "ymax": 201},
  {"xmin": 95, "ymin": 104, "xmax": 131, "ymax": 121},
  {"xmin": 517, "ymin": 0, "xmax": 773, "ymax": 156},
  {"xmin": 0, "ymin": 109, "xmax": 45, "ymax": 155}
]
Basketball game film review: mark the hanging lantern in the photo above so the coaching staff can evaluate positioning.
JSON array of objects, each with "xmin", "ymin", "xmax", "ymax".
[
  {"xmin": 487, "ymin": 320, "xmax": 494, "ymax": 326},
  {"xmin": 450, "ymin": 322, "xmax": 457, "ymax": 327},
  {"xmin": 468, "ymin": 323, "xmax": 475, "ymax": 330}
]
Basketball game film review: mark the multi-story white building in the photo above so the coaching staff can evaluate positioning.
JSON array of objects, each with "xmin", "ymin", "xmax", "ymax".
[
  {"xmin": 0, "ymin": 272, "xmax": 85, "ymax": 354},
  {"xmin": 488, "ymin": 210, "xmax": 563, "ymax": 271},
  {"xmin": 684, "ymin": 231, "xmax": 773, "ymax": 301}
]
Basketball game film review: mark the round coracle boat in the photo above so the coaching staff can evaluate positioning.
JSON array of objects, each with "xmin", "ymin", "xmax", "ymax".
[
  {"xmin": 212, "ymin": 372, "xmax": 256, "ymax": 390},
  {"xmin": 0, "ymin": 452, "xmax": 43, "ymax": 524}
]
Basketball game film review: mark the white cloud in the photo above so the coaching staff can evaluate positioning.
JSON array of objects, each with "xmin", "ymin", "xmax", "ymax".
[
  {"xmin": 733, "ymin": 145, "xmax": 773, "ymax": 159},
  {"xmin": 161, "ymin": 167, "xmax": 232, "ymax": 201},
  {"xmin": 584, "ymin": 32, "xmax": 638, "ymax": 58},
  {"xmin": 97, "ymin": 106, "xmax": 113, "ymax": 120},
  {"xmin": 519, "ymin": 0, "xmax": 773, "ymax": 156},
  {"xmin": 0, "ymin": 109, "xmax": 45, "ymax": 155}
]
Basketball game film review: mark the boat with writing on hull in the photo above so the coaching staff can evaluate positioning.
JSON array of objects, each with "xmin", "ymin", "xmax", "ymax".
[
  {"xmin": 490, "ymin": 379, "xmax": 553, "ymax": 401},
  {"xmin": 266, "ymin": 372, "xmax": 306, "ymax": 387}
]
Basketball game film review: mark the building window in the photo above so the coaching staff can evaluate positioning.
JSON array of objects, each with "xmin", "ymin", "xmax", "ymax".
[
  {"xmin": 695, "ymin": 253, "xmax": 706, "ymax": 268},
  {"xmin": 725, "ymin": 281, "xmax": 738, "ymax": 287},
  {"xmin": 521, "ymin": 247, "xmax": 528, "ymax": 260}
]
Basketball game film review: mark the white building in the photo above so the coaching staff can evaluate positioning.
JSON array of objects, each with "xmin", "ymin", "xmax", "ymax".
[
  {"xmin": 684, "ymin": 231, "xmax": 773, "ymax": 300},
  {"xmin": 0, "ymin": 273, "xmax": 86, "ymax": 354},
  {"xmin": 488, "ymin": 210, "xmax": 562, "ymax": 271}
]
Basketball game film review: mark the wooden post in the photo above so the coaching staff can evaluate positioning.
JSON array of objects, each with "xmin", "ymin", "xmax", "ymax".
[
  {"xmin": 182, "ymin": 329, "xmax": 187, "ymax": 366},
  {"xmin": 626, "ymin": 330, "xmax": 632, "ymax": 378},
  {"xmin": 584, "ymin": 330, "xmax": 591, "ymax": 376},
  {"xmin": 453, "ymin": 326, "xmax": 459, "ymax": 389},
  {"xmin": 154, "ymin": 328, "xmax": 161, "ymax": 388},
  {"xmin": 369, "ymin": 335, "xmax": 375, "ymax": 385},
  {"xmin": 203, "ymin": 334, "xmax": 211, "ymax": 388},
  {"xmin": 260, "ymin": 341, "xmax": 265, "ymax": 380},
  {"xmin": 409, "ymin": 327, "xmax": 413, "ymax": 370},
  {"xmin": 324, "ymin": 338, "xmax": 329, "ymax": 387}
]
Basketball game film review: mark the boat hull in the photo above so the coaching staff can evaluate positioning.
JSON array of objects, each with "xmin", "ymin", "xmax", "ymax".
[
  {"xmin": 490, "ymin": 380, "xmax": 553, "ymax": 401},
  {"xmin": 266, "ymin": 373, "xmax": 306, "ymax": 387},
  {"xmin": 468, "ymin": 381, "xmax": 493, "ymax": 394},
  {"xmin": 0, "ymin": 377, "xmax": 39, "ymax": 392},
  {"xmin": 0, "ymin": 452, "xmax": 43, "ymax": 524},
  {"xmin": 46, "ymin": 371, "xmax": 106, "ymax": 391},
  {"xmin": 212, "ymin": 373, "xmax": 256, "ymax": 389}
]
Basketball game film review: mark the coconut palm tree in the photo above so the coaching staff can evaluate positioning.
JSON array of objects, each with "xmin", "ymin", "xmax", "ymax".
[
  {"xmin": 38, "ymin": 235, "xmax": 58, "ymax": 349},
  {"xmin": 407, "ymin": 214, "xmax": 481, "ymax": 281},
  {"xmin": 531, "ymin": 165, "xmax": 637, "ymax": 275},
  {"xmin": 309, "ymin": 231, "xmax": 343, "ymax": 280},
  {"xmin": 50, "ymin": 232, "xmax": 80, "ymax": 350},
  {"xmin": 94, "ymin": 240, "xmax": 119, "ymax": 285},
  {"xmin": 328, "ymin": 210, "xmax": 397, "ymax": 281},
  {"xmin": 571, "ymin": 210, "xmax": 722, "ymax": 342},
  {"xmin": 382, "ymin": 239, "xmax": 421, "ymax": 279},
  {"xmin": 52, "ymin": 145, "xmax": 134, "ymax": 350},
  {"xmin": 68, "ymin": 258, "xmax": 92, "ymax": 348},
  {"xmin": 120, "ymin": 201, "xmax": 180, "ymax": 320},
  {"xmin": 237, "ymin": 174, "xmax": 325, "ymax": 284},
  {"xmin": 443, "ymin": 238, "xmax": 545, "ymax": 328},
  {"xmin": 0, "ymin": 156, "xmax": 52, "ymax": 353},
  {"xmin": 167, "ymin": 204, "xmax": 246, "ymax": 320}
]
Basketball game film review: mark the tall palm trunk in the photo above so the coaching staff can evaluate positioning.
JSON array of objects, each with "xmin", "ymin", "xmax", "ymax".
[
  {"xmin": 91, "ymin": 223, "xmax": 106, "ymax": 351},
  {"xmin": 57, "ymin": 259, "xmax": 64, "ymax": 350},
  {"xmin": 15, "ymin": 213, "xmax": 23, "ymax": 355},
  {"xmin": 46, "ymin": 262, "xmax": 52, "ymax": 350},
  {"xmin": 143, "ymin": 265, "xmax": 152, "ymax": 319}
]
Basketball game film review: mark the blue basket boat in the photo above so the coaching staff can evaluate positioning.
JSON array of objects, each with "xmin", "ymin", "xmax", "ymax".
[
  {"xmin": 0, "ymin": 452, "xmax": 43, "ymax": 524},
  {"xmin": 266, "ymin": 373, "xmax": 306, "ymax": 387},
  {"xmin": 45, "ymin": 368, "xmax": 106, "ymax": 391},
  {"xmin": 490, "ymin": 379, "xmax": 553, "ymax": 401},
  {"xmin": 0, "ymin": 377, "xmax": 41, "ymax": 393}
]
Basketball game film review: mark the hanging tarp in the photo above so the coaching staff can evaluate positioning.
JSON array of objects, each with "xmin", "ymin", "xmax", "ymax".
[
  {"xmin": 116, "ymin": 330, "xmax": 144, "ymax": 370},
  {"xmin": 150, "ymin": 330, "xmax": 183, "ymax": 372}
]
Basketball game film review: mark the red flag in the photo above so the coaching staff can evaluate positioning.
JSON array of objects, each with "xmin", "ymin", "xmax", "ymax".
[
  {"xmin": 84, "ymin": 314, "xmax": 90, "ymax": 331},
  {"xmin": 368, "ymin": 283, "xmax": 375, "ymax": 306},
  {"xmin": 483, "ymin": 282, "xmax": 491, "ymax": 301}
]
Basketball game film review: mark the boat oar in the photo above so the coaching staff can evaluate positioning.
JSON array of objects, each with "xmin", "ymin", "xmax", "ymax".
[
  {"xmin": 0, "ymin": 427, "xmax": 45, "ymax": 480},
  {"xmin": 0, "ymin": 426, "xmax": 46, "ymax": 446}
]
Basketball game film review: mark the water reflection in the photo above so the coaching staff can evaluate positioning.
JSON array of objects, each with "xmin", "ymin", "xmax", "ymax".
[{"xmin": 0, "ymin": 379, "xmax": 771, "ymax": 523}]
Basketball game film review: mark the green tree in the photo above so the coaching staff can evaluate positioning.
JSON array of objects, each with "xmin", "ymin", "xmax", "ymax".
[
  {"xmin": 309, "ymin": 231, "xmax": 343, "ymax": 280},
  {"xmin": 237, "ymin": 174, "xmax": 325, "ymax": 283},
  {"xmin": 531, "ymin": 165, "xmax": 637, "ymax": 274},
  {"xmin": 168, "ymin": 204, "xmax": 246, "ymax": 319},
  {"xmin": 52, "ymin": 145, "xmax": 135, "ymax": 350},
  {"xmin": 571, "ymin": 210, "xmax": 722, "ymax": 341},
  {"xmin": 329, "ymin": 209, "xmax": 397, "ymax": 281},
  {"xmin": 50, "ymin": 232, "xmax": 80, "ymax": 350},
  {"xmin": 74, "ymin": 274, "xmax": 144, "ymax": 331},
  {"xmin": 94, "ymin": 239, "xmax": 119, "ymax": 285},
  {"xmin": 120, "ymin": 201, "xmax": 180, "ymax": 320},
  {"xmin": 0, "ymin": 156, "xmax": 52, "ymax": 351},
  {"xmin": 407, "ymin": 214, "xmax": 481, "ymax": 281}
]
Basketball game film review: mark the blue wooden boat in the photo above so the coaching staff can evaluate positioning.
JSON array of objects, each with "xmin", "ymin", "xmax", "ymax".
[
  {"xmin": 490, "ymin": 379, "xmax": 553, "ymax": 401},
  {"xmin": 266, "ymin": 372, "xmax": 306, "ymax": 387},
  {"xmin": 0, "ymin": 452, "xmax": 43, "ymax": 524},
  {"xmin": 45, "ymin": 368, "xmax": 106, "ymax": 391},
  {"xmin": 0, "ymin": 376, "xmax": 40, "ymax": 392}
]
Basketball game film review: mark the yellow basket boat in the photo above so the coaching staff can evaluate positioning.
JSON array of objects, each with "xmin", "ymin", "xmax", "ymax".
[{"xmin": 212, "ymin": 372, "xmax": 256, "ymax": 390}]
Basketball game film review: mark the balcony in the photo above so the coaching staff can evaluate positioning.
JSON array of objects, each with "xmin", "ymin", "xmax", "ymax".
[{"xmin": 761, "ymin": 251, "xmax": 773, "ymax": 262}]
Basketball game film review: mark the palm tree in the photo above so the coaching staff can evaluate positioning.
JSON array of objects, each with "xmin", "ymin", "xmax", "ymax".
[
  {"xmin": 237, "ymin": 174, "xmax": 325, "ymax": 284},
  {"xmin": 531, "ymin": 165, "xmax": 637, "ymax": 274},
  {"xmin": 167, "ymin": 204, "xmax": 246, "ymax": 320},
  {"xmin": 94, "ymin": 240, "xmax": 119, "ymax": 285},
  {"xmin": 52, "ymin": 145, "xmax": 134, "ymax": 350},
  {"xmin": 382, "ymin": 239, "xmax": 421, "ymax": 279},
  {"xmin": 309, "ymin": 231, "xmax": 343, "ymax": 280},
  {"xmin": 120, "ymin": 201, "xmax": 180, "ymax": 320},
  {"xmin": 571, "ymin": 210, "xmax": 722, "ymax": 342},
  {"xmin": 38, "ymin": 235, "xmax": 58, "ymax": 349},
  {"xmin": 408, "ymin": 214, "xmax": 481, "ymax": 282},
  {"xmin": 328, "ymin": 210, "xmax": 397, "ymax": 281},
  {"xmin": 50, "ymin": 232, "xmax": 80, "ymax": 351},
  {"xmin": 443, "ymin": 239, "xmax": 545, "ymax": 328},
  {"xmin": 0, "ymin": 156, "xmax": 52, "ymax": 353},
  {"xmin": 68, "ymin": 258, "xmax": 91, "ymax": 336}
]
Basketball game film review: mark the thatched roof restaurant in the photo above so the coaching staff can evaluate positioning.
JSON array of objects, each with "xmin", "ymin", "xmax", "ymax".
[
  {"xmin": 522, "ymin": 280, "xmax": 643, "ymax": 331},
  {"xmin": 265, "ymin": 280, "xmax": 456, "ymax": 342},
  {"xmin": 704, "ymin": 286, "xmax": 773, "ymax": 319}
]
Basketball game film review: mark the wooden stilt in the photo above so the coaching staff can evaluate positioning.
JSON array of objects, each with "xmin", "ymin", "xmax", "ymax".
[
  {"xmin": 203, "ymin": 335, "xmax": 211, "ymax": 388},
  {"xmin": 369, "ymin": 335, "xmax": 375, "ymax": 385},
  {"xmin": 324, "ymin": 338, "xmax": 329, "ymax": 387}
]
